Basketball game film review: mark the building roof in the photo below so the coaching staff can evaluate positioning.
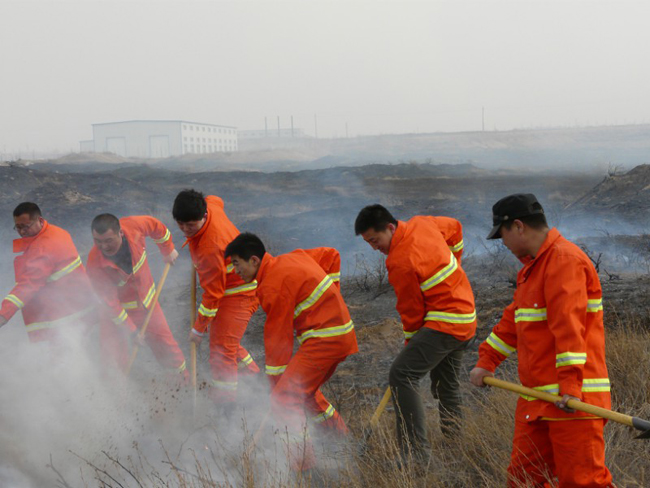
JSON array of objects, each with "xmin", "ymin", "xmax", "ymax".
[{"xmin": 92, "ymin": 120, "xmax": 237, "ymax": 129}]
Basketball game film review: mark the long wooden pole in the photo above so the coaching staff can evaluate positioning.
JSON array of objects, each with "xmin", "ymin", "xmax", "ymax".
[
  {"xmin": 190, "ymin": 265, "xmax": 198, "ymax": 413},
  {"xmin": 125, "ymin": 263, "xmax": 171, "ymax": 376},
  {"xmin": 483, "ymin": 376, "xmax": 650, "ymax": 437}
]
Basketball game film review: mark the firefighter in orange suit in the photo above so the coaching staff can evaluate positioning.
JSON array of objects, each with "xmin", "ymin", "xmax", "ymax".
[
  {"xmin": 470, "ymin": 194, "xmax": 615, "ymax": 487},
  {"xmin": 172, "ymin": 190, "xmax": 259, "ymax": 406},
  {"xmin": 86, "ymin": 214, "xmax": 187, "ymax": 379},
  {"xmin": 0, "ymin": 202, "xmax": 96, "ymax": 348},
  {"xmin": 225, "ymin": 233, "xmax": 358, "ymax": 472},
  {"xmin": 355, "ymin": 204, "xmax": 476, "ymax": 466}
]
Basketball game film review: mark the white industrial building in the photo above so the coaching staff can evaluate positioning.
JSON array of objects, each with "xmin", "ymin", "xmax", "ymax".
[{"xmin": 81, "ymin": 120, "xmax": 238, "ymax": 158}]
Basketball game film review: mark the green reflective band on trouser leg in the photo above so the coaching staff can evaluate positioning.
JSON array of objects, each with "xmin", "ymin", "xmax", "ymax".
[
  {"xmin": 198, "ymin": 304, "xmax": 218, "ymax": 318},
  {"xmin": 47, "ymin": 256, "xmax": 82, "ymax": 282},
  {"xmin": 224, "ymin": 280, "xmax": 258, "ymax": 296},
  {"xmin": 520, "ymin": 383, "xmax": 560, "ymax": 401},
  {"xmin": 449, "ymin": 239, "xmax": 464, "ymax": 253},
  {"xmin": 153, "ymin": 228, "xmax": 171, "ymax": 244},
  {"xmin": 211, "ymin": 379, "xmax": 238, "ymax": 391},
  {"xmin": 485, "ymin": 332, "xmax": 516, "ymax": 357},
  {"xmin": 419, "ymin": 251, "xmax": 458, "ymax": 291},
  {"xmin": 294, "ymin": 275, "xmax": 334, "ymax": 318},
  {"xmin": 238, "ymin": 354, "xmax": 253, "ymax": 369},
  {"xmin": 142, "ymin": 283, "xmax": 156, "ymax": 308},
  {"xmin": 311, "ymin": 404, "xmax": 335, "ymax": 424},
  {"xmin": 133, "ymin": 251, "xmax": 147, "ymax": 274},
  {"xmin": 112, "ymin": 309, "xmax": 128, "ymax": 325},
  {"xmin": 581, "ymin": 378, "xmax": 611, "ymax": 392},
  {"xmin": 556, "ymin": 351, "xmax": 587, "ymax": 367},
  {"xmin": 265, "ymin": 364, "xmax": 287, "ymax": 376},
  {"xmin": 4, "ymin": 294, "xmax": 24, "ymax": 309},
  {"xmin": 297, "ymin": 320, "xmax": 354, "ymax": 344},
  {"xmin": 514, "ymin": 308, "xmax": 548, "ymax": 323},
  {"xmin": 587, "ymin": 298, "xmax": 603, "ymax": 312},
  {"xmin": 425, "ymin": 310, "xmax": 477, "ymax": 324}
]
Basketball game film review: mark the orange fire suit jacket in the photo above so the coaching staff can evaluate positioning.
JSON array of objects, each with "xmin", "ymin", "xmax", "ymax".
[
  {"xmin": 86, "ymin": 216, "xmax": 174, "ymax": 332},
  {"xmin": 386, "ymin": 216, "xmax": 476, "ymax": 343},
  {"xmin": 303, "ymin": 247, "xmax": 341, "ymax": 288},
  {"xmin": 0, "ymin": 220, "xmax": 95, "ymax": 342},
  {"xmin": 476, "ymin": 228, "xmax": 611, "ymax": 421},
  {"xmin": 185, "ymin": 195, "xmax": 257, "ymax": 335},
  {"xmin": 256, "ymin": 249, "xmax": 358, "ymax": 380}
]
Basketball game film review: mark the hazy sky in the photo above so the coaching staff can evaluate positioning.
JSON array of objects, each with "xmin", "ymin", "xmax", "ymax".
[{"xmin": 1, "ymin": 0, "xmax": 649, "ymax": 154}]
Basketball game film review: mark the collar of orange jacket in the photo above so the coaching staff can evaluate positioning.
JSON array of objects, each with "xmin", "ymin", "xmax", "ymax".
[
  {"xmin": 182, "ymin": 206, "xmax": 212, "ymax": 248},
  {"xmin": 13, "ymin": 219, "xmax": 49, "ymax": 254},
  {"xmin": 519, "ymin": 227, "xmax": 560, "ymax": 265},
  {"xmin": 388, "ymin": 220, "xmax": 406, "ymax": 254},
  {"xmin": 256, "ymin": 252, "xmax": 274, "ymax": 285}
]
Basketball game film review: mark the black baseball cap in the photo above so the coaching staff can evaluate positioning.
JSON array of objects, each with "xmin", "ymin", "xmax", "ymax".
[{"xmin": 487, "ymin": 193, "xmax": 545, "ymax": 240}]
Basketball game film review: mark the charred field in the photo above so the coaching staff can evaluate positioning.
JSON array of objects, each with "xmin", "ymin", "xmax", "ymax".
[{"xmin": 1, "ymin": 159, "xmax": 650, "ymax": 486}]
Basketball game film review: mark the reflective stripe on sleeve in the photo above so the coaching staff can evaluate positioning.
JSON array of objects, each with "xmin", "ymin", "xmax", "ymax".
[
  {"xmin": 25, "ymin": 305, "xmax": 95, "ymax": 333},
  {"xmin": 133, "ymin": 251, "xmax": 147, "ymax": 274},
  {"xmin": 226, "ymin": 263, "xmax": 234, "ymax": 273},
  {"xmin": 294, "ymin": 275, "xmax": 334, "ymax": 318},
  {"xmin": 520, "ymin": 383, "xmax": 560, "ymax": 401},
  {"xmin": 328, "ymin": 272, "xmax": 341, "ymax": 283},
  {"xmin": 514, "ymin": 308, "xmax": 547, "ymax": 322},
  {"xmin": 47, "ymin": 256, "xmax": 82, "ymax": 282},
  {"xmin": 449, "ymin": 240, "xmax": 464, "ymax": 253},
  {"xmin": 142, "ymin": 283, "xmax": 156, "ymax": 309},
  {"xmin": 4, "ymin": 294, "xmax": 24, "ymax": 309},
  {"xmin": 224, "ymin": 281, "xmax": 258, "ymax": 296},
  {"xmin": 211, "ymin": 379, "xmax": 238, "ymax": 391},
  {"xmin": 198, "ymin": 303, "xmax": 218, "ymax": 318},
  {"xmin": 485, "ymin": 332, "xmax": 516, "ymax": 357},
  {"xmin": 556, "ymin": 351, "xmax": 587, "ymax": 367},
  {"xmin": 587, "ymin": 298, "xmax": 603, "ymax": 313},
  {"xmin": 238, "ymin": 354, "xmax": 253, "ymax": 369},
  {"xmin": 420, "ymin": 252, "xmax": 458, "ymax": 291},
  {"xmin": 152, "ymin": 229, "xmax": 171, "ymax": 244},
  {"xmin": 173, "ymin": 361, "xmax": 187, "ymax": 373},
  {"xmin": 265, "ymin": 364, "xmax": 287, "ymax": 376},
  {"xmin": 112, "ymin": 309, "xmax": 128, "ymax": 325},
  {"xmin": 312, "ymin": 404, "xmax": 336, "ymax": 424},
  {"xmin": 582, "ymin": 378, "xmax": 610, "ymax": 392},
  {"xmin": 297, "ymin": 320, "xmax": 354, "ymax": 345},
  {"xmin": 425, "ymin": 310, "xmax": 476, "ymax": 324},
  {"xmin": 403, "ymin": 329, "xmax": 418, "ymax": 340},
  {"xmin": 121, "ymin": 301, "xmax": 138, "ymax": 310}
]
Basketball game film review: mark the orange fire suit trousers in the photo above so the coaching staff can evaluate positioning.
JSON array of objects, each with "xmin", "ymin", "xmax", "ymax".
[
  {"xmin": 209, "ymin": 294, "xmax": 260, "ymax": 403},
  {"xmin": 100, "ymin": 302, "xmax": 186, "ymax": 375},
  {"xmin": 271, "ymin": 340, "xmax": 349, "ymax": 471},
  {"xmin": 508, "ymin": 417, "xmax": 614, "ymax": 488}
]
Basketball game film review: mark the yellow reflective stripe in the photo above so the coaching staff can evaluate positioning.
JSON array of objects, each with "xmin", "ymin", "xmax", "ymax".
[
  {"xmin": 117, "ymin": 280, "xmax": 127, "ymax": 287},
  {"xmin": 173, "ymin": 361, "xmax": 187, "ymax": 373},
  {"xmin": 25, "ymin": 306, "xmax": 94, "ymax": 333},
  {"xmin": 133, "ymin": 250, "xmax": 147, "ymax": 274},
  {"xmin": 520, "ymin": 383, "xmax": 560, "ymax": 401},
  {"xmin": 4, "ymin": 294, "xmax": 24, "ymax": 309},
  {"xmin": 152, "ymin": 228, "xmax": 171, "ymax": 244},
  {"xmin": 486, "ymin": 332, "xmax": 516, "ymax": 357},
  {"xmin": 420, "ymin": 252, "xmax": 458, "ymax": 291},
  {"xmin": 404, "ymin": 329, "xmax": 418, "ymax": 340},
  {"xmin": 226, "ymin": 263, "xmax": 234, "ymax": 273},
  {"xmin": 294, "ymin": 275, "xmax": 334, "ymax": 318},
  {"xmin": 121, "ymin": 301, "xmax": 138, "ymax": 310},
  {"xmin": 514, "ymin": 308, "xmax": 548, "ymax": 322},
  {"xmin": 328, "ymin": 272, "xmax": 341, "ymax": 283},
  {"xmin": 224, "ymin": 280, "xmax": 258, "ymax": 296},
  {"xmin": 112, "ymin": 309, "xmax": 128, "ymax": 325},
  {"xmin": 556, "ymin": 351, "xmax": 587, "ymax": 367},
  {"xmin": 587, "ymin": 298, "xmax": 603, "ymax": 313},
  {"xmin": 297, "ymin": 320, "xmax": 354, "ymax": 344},
  {"xmin": 265, "ymin": 364, "xmax": 287, "ymax": 376},
  {"xmin": 238, "ymin": 354, "xmax": 253, "ymax": 369},
  {"xmin": 425, "ymin": 310, "xmax": 476, "ymax": 324},
  {"xmin": 47, "ymin": 256, "xmax": 82, "ymax": 282},
  {"xmin": 211, "ymin": 379, "xmax": 238, "ymax": 391},
  {"xmin": 142, "ymin": 283, "xmax": 156, "ymax": 309},
  {"xmin": 582, "ymin": 378, "xmax": 610, "ymax": 392},
  {"xmin": 449, "ymin": 239, "xmax": 464, "ymax": 253},
  {"xmin": 198, "ymin": 303, "xmax": 218, "ymax": 318},
  {"xmin": 312, "ymin": 404, "xmax": 335, "ymax": 424}
]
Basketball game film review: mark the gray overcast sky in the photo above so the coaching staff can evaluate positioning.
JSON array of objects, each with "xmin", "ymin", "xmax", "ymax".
[{"xmin": 1, "ymin": 0, "xmax": 649, "ymax": 153}]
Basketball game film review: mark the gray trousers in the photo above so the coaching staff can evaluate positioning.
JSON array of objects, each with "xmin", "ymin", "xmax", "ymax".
[{"xmin": 389, "ymin": 327, "xmax": 471, "ymax": 459}]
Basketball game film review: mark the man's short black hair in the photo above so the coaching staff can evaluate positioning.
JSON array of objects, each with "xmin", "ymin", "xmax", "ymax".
[
  {"xmin": 173, "ymin": 189, "xmax": 207, "ymax": 222},
  {"xmin": 91, "ymin": 214, "xmax": 121, "ymax": 234},
  {"xmin": 501, "ymin": 213, "xmax": 549, "ymax": 232},
  {"xmin": 13, "ymin": 202, "xmax": 41, "ymax": 219},
  {"xmin": 354, "ymin": 204, "xmax": 398, "ymax": 235},
  {"xmin": 225, "ymin": 233, "xmax": 266, "ymax": 261}
]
